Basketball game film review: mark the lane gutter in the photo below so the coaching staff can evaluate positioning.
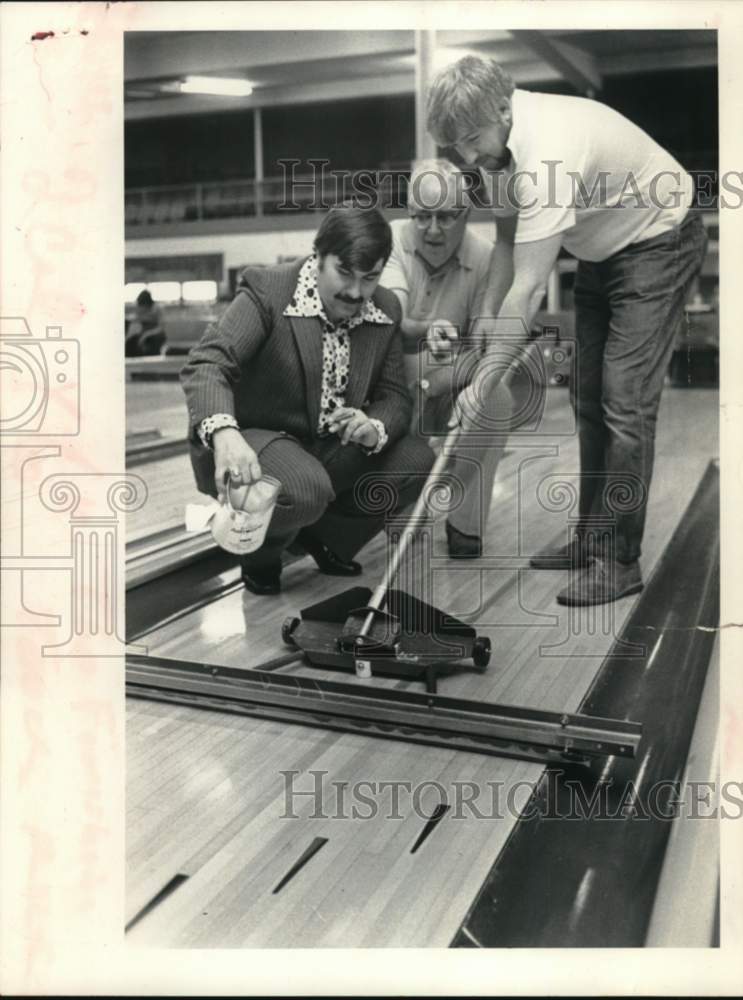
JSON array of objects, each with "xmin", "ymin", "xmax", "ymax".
[{"xmin": 452, "ymin": 460, "xmax": 720, "ymax": 948}]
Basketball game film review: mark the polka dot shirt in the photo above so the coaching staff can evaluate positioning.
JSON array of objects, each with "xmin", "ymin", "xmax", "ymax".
[
  {"xmin": 284, "ymin": 255, "xmax": 392, "ymax": 442},
  {"xmin": 199, "ymin": 255, "xmax": 392, "ymax": 453}
]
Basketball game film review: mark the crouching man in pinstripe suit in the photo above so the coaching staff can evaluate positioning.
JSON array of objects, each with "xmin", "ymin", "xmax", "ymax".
[{"xmin": 181, "ymin": 204, "xmax": 435, "ymax": 595}]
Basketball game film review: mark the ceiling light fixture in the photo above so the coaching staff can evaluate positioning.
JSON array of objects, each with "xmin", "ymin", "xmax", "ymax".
[{"xmin": 179, "ymin": 76, "xmax": 253, "ymax": 97}]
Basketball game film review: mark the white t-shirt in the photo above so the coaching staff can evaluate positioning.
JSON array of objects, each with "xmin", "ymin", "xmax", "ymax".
[{"xmin": 484, "ymin": 89, "xmax": 693, "ymax": 262}]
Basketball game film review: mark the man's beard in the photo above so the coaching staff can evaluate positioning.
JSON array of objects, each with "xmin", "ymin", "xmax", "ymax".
[{"xmin": 478, "ymin": 148, "xmax": 513, "ymax": 173}]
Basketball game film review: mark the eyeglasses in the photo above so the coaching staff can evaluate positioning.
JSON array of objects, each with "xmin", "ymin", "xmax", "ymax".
[{"xmin": 410, "ymin": 210, "xmax": 465, "ymax": 230}]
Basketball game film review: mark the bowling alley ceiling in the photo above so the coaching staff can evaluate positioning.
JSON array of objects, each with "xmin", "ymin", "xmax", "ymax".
[{"xmin": 124, "ymin": 29, "xmax": 717, "ymax": 119}]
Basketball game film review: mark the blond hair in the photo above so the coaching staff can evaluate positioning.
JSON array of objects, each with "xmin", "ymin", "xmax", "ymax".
[{"xmin": 426, "ymin": 55, "xmax": 515, "ymax": 146}]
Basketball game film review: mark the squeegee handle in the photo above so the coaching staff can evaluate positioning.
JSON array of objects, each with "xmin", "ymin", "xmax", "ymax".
[
  {"xmin": 357, "ymin": 354, "xmax": 525, "ymax": 640},
  {"xmin": 358, "ymin": 420, "xmax": 462, "ymax": 639}
]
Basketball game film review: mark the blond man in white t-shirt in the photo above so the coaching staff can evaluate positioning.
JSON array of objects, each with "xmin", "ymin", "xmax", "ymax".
[{"xmin": 427, "ymin": 56, "xmax": 708, "ymax": 606}]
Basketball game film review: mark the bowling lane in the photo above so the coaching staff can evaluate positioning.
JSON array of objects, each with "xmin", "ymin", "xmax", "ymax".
[
  {"xmin": 127, "ymin": 697, "xmax": 543, "ymax": 948},
  {"xmin": 127, "ymin": 386, "xmax": 718, "ymax": 948},
  {"xmin": 126, "ymin": 380, "xmax": 188, "ymax": 441},
  {"xmin": 134, "ymin": 388, "xmax": 718, "ymax": 713},
  {"xmin": 126, "ymin": 379, "xmax": 201, "ymax": 543}
]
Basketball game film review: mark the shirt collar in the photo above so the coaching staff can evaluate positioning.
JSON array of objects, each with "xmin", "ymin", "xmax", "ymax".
[{"xmin": 284, "ymin": 255, "xmax": 392, "ymax": 328}]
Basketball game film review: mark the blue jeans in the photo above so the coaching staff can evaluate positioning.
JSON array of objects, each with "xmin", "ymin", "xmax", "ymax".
[{"xmin": 571, "ymin": 212, "xmax": 708, "ymax": 562}]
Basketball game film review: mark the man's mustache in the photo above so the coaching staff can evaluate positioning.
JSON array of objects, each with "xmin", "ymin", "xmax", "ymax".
[{"xmin": 336, "ymin": 294, "xmax": 363, "ymax": 304}]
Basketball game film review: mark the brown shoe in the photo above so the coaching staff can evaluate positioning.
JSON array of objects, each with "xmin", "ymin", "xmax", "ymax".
[
  {"xmin": 556, "ymin": 557, "xmax": 643, "ymax": 606},
  {"xmin": 529, "ymin": 535, "xmax": 591, "ymax": 570}
]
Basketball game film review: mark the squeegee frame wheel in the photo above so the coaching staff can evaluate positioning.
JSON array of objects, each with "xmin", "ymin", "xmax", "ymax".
[
  {"xmin": 281, "ymin": 616, "xmax": 301, "ymax": 648},
  {"xmin": 472, "ymin": 635, "xmax": 491, "ymax": 668}
]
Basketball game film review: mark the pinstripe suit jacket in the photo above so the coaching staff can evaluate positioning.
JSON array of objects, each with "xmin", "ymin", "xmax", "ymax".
[{"xmin": 181, "ymin": 259, "xmax": 413, "ymax": 494}]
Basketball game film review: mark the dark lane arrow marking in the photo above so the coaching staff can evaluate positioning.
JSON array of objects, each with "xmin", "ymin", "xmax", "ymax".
[
  {"xmin": 272, "ymin": 836, "xmax": 329, "ymax": 895},
  {"xmin": 411, "ymin": 802, "xmax": 450, "ymax": 854}
]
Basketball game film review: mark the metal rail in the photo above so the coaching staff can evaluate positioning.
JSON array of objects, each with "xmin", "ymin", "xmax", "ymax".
[
  {"xmin": 126, "ymin": 652, "xmax": 641, "ymax": 767},
  {"xmin": 126, "ymin": 526, "xmax": 218, "ymax": 590},
  {"xmin": 126, "ymin": 434, "xmax": 188, "ymax": 466}
]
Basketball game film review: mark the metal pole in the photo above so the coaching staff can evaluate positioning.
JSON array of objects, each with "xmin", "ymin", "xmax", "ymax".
[
  {"xmin": 358, "ymin": 354, "xmax": 519, "ymax": 640},
  {"xmin": 414, "ymin": 30, "xmax": 437, "ymax": 161},
  {"xmin": 547, "ymin": 264, "xmax": 560, "ymax": 312},
  {"xmin": 358, "ymin": 417, "xmax": 462, "ymax": 639},
  {"xmin": 253, "ymin": 107, "xmax": 264, "ymax": 218}
]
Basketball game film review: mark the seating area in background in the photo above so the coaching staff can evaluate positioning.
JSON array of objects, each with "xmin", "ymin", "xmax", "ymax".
[
  {"xmin": 125, "ymin": 184, "xmax": 251, "ymax": 226},
  {"xmin": 125, "ymin": 303, "xmax": 227, "ymax": 362},
  {"xmin": 125, "ymin": 197, "xmax": 718, "ymax": 386},
  {"xmin": 125, "ymin": 183, "xmax": 259, "ymax": 226},
  {"xmin": 125, "ymin": 166, "xmax": 411, "ymax": 226}
]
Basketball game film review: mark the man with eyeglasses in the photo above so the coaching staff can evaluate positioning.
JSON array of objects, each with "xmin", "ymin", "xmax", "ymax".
[
  {"xmin": 381, "ymin": 158, "xmax": 512, "ymax": 558},
  {"xmin": 426, "ymin": 56, "xmax": 707, "ymax": 604}
]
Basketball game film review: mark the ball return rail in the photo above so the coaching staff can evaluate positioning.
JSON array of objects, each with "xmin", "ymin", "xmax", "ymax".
[{"xmin": 126, "ymin": 652, "xmax": 642, "ymax": 767}]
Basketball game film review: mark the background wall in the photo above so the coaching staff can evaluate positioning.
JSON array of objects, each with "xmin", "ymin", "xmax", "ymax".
[
  {"xmin": 124, "ymin": 220, "xmax": 500, "ymax": 290},
  {"xmin": 125, "ymin": 67, "xmax": 717, "ymax": 189}
]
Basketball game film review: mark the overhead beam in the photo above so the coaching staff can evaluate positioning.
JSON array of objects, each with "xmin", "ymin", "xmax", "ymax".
[
  {"xmin": 124, "ymin": 43, "xmax": 716, "ymax": 122},
  {"xmin": 514, "ymin": 30, "xmax": 602, "ymax": 95},
  {"xmin": 124, "ymin": 29, "xmax": 716, "ymax": 99},
  {"xmin": 603, "ymin": 45, "xmax": 717, "ymax": 75},
  {"xmin": 439, "ymin": 29, "xmax": 513, "ymax": 48},
  {"xmin": 125, "ymin": 72, "xmax": 415, "ymax": 121},
  {"xmin": 124, "ymin": 29, "xmax": 519, "ymax": 85},
  {"xmin": 123, "ymin": 57, "xmax": 582, "ymax": 121},
  {"xmin": 125, "ymin": 30, "xmax": 413, "ymax": 82}
]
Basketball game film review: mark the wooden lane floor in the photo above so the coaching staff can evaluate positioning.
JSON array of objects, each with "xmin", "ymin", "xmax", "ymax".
[
  {"xmin": 127, "ymin": 380, "xmax": 188, "ymax": 442},
  {"xmin": 126, "ymin": 387, "xmax": 718, "ymax": 946},
  {"xmin": 126, "ymin": 381, "xmax": 199, "ymax": 543},
  {"xmin": 136, "ymin": 388, "xmax": 717, "ymax": 708},
  {"xmin": 127, "ymin": 700, "xmax": 545, "ymax": 948},
  {"xmin": 127, "ymin": 453, "xmax": 206, "ymax": 546}
]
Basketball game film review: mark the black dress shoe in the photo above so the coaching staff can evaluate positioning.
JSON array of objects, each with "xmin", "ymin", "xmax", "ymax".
[
  {"xmin": 240, "ymin": 560, "xmax": 282, "ymax": 595},
  {"xmin": 296, "ymin": 529, "xmax": 362, "ymax": 576},
  {"xmin": 446, "ymin": 520, "xmax": 482, "ymax": 559}
]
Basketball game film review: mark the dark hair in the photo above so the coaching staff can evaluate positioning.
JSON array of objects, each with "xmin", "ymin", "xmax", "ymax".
[
  {"xmin": 136, "ymin": 290, "xmax": 154, "ymax": 307},
  {"xmin": 314, "ymin": 202, "xmax": 392, "ymax": 270}
]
